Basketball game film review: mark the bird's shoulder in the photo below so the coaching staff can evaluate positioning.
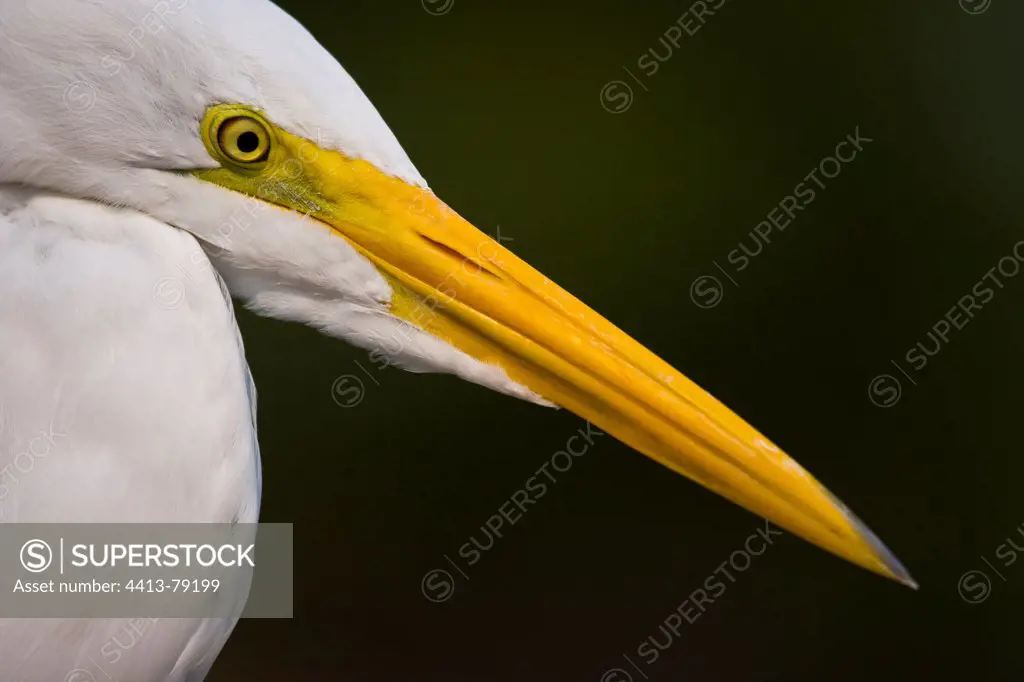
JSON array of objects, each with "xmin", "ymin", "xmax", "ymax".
[
  {"xmin": 0, "ymin": 189, "xmax": 258, "ymax": 680},
  {"xmin": 0, "ymin": 189, "xmax": 261, "ymax": 523}
]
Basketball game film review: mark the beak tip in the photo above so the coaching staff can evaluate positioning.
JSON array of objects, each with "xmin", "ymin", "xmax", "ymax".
[
  {"xmin": 818, "ymin": 486, "xmax": 916, "ymax": 589},
  {"xmin": 878, "ymin": 548, "xmax": 919, "ymax": 590},
  {"xmin": 880, "ymin": 549, "xmax": 919, "ymax": 591},
  {"xmin": 844, "ymin": 506, "xmax": 918, "ymax": 590}
]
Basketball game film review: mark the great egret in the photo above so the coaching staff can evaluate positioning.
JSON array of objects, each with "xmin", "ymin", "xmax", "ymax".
[{"xmin": 0, "ymin": 0, "xmax": 914, "ymax": 679}]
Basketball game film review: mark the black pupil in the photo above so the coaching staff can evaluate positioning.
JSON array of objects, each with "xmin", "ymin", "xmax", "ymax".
[{"xmin": 236, "ymin": 131, "xmax": 260, "ymax": 154}]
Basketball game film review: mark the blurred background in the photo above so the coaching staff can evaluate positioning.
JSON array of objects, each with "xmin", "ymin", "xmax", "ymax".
[{"xmin": 212, "ymin": 1, "xmax": 1023, "ymax": 680}]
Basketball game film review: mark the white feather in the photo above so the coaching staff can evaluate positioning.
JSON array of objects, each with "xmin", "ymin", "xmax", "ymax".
[
  {"xmin": 0, "ymin": 0, "xmax": 545, "ymax": 678},
  {"xmin": 0, "ymin": 190, "xmax": 258, "ymax": 680}
]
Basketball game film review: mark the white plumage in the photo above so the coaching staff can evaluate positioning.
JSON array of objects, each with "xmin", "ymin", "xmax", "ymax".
[
  {"xmin": 0, "ymin": 0, "xmax": 531, "ymax": 678},
  {"xmin": 0, "ymin": 190, "xmax": 259, "ymax": 678}
]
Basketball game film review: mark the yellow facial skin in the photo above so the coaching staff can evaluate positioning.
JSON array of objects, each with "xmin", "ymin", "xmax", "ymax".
[{"xmin": 195, "ymin": 104, "xmax": 916, "ymax": 588}]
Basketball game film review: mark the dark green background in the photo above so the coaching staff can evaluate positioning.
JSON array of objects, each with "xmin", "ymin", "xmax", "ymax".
[{"xmin": 214, "ymin": 1, "xmax": 1023, "ymax": 680}]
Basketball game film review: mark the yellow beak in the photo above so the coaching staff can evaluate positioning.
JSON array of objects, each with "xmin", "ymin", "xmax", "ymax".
[{"xmin": 197, "ymin": 111, "xmax": 916, "ymax": 588}]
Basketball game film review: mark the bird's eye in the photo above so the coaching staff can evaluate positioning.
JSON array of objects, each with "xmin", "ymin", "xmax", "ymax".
[{"xmin": 217, "ymin": 116, "xmax": 271, "ymax": 164}]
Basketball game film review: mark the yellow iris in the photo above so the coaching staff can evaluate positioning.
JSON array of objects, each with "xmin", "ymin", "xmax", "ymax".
[{"xmin": 201, "ymin": 106, "xmax": 273, "ymax": 170}]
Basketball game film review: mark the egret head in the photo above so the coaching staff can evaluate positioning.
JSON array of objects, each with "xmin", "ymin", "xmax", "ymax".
[{"xmin": 0, "ymin": 0, "xmax": 914, "ymax": 585}]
